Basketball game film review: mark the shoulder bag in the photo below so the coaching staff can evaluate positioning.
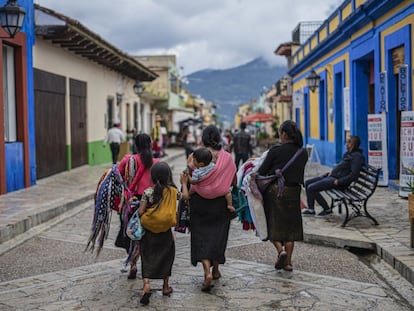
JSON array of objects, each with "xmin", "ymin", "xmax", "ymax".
[{"xmin": 255, "ymin": 148, "xmax": 304, "ymax": 197}]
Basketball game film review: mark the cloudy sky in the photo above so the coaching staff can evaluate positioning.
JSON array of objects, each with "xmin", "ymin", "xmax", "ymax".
[{"xmin": 36, "ymin": 0, "xmax": 342, "ymax": 74}]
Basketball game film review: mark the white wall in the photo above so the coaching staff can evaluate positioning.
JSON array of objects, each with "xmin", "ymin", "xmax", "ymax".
[{"xmin": 33, "ymin": 39, "xmax": 142, "ymax": 143}]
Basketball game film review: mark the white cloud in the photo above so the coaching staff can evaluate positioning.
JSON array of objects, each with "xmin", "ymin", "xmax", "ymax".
[{"xmin": 36, "ymin": 0, "xmax": 342, "ymax": 74}]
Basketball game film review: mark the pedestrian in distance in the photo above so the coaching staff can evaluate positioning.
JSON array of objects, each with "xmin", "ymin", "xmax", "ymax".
[
  {"xmin": 137, "ymin": 162, "xmax": 189, "ymax": 305},
  {"xmin": 103, "ymin": 123, "xmax": 125, "ymax": 164},
  {"xmin": 181, "ymin": 125, "xmax": 236, "ymax": 292},
  {"xmin": 117, "ymin": 133, "xmax": 160, "ymax": 279},
  {"xmin": 182, "ymin": 126, "xmax": 196, "ymax": 159},
  {"xmin": 303, "ymin": 135, "xmax": 365, "ymax": 217},
  {"xmin": 257, "ymin": 120, "xmax": 308, "ymax": 272},
  {"xmin": 232, "ymin": 122, "xmax": 252, "ymax": 168}
]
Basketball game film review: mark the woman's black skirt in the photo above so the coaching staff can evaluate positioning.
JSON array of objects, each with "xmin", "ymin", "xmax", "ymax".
[
  {"xmin": 189, "ymin": 193, "xmax": 231, "ymax": 266},
  {"xmin": 263, "ymin": 185, "xmax": 303, "ymax": 242},
  {"xmin": 140, "ymin": 229, "xmax": 175, "ymax": 279}
]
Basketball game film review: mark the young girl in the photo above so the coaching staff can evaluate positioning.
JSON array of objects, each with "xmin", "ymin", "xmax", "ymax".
[{"xmin": 137, "ymin": 162, "xmax": 189, "ymax": 305}]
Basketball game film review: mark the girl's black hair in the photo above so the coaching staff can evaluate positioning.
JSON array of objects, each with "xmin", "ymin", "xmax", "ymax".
[
  {"xmin": 279, "ymin": 120, "xmax": 304, "ymax": 147},
  {"xmin": 201, "ymin": 125, "xmax": 222, "ymax": 151},
  {"xmin": 135, "ymin": 133, "xmax": 153, "ymax": 169},
  {"xmin": 150, "ymin": 162, "xmax": 175, "ymax": 206}
]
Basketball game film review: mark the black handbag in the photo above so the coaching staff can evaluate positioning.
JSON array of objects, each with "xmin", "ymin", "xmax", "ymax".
[{"xmin": 255, "ymin": 148, "xmax": 304, "ymax": 196}]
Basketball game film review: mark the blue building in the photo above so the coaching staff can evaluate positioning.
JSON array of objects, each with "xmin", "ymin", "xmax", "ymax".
[{"xmin": 288, "ymin": 0, "xmax": 413, "ymax": 188}]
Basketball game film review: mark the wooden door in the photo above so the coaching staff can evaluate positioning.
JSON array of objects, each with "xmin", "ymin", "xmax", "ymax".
[
  {"xmin": 70, "ymin": 79, "xmax": 87, "ymax": 168},
  {"xmin": 34, "ymin": 69, "xmax": 67, "ymax": 178}
]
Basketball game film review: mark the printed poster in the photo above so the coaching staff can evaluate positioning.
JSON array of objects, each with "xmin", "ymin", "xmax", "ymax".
[
  {"xmin": 399, "ymin": 111, "xmax": 414, "ymax": 197},
  {"xmin": 367, "ymin": 114, "xmax": 388, "ymax": 186}
]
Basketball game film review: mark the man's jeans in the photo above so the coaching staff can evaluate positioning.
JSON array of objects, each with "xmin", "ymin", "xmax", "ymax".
[
  {"xmin": 235, "ymin": 153, "xmax": 249, "ymax": 169},
  {"xmin": 305, "ymin": 176, "xmax": 338, "ymax": 210}
]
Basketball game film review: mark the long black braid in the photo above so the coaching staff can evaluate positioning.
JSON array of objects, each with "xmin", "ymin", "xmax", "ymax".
[{"xmin": 150, "ymin": 162, "xmax": 176, "ymax": 206}]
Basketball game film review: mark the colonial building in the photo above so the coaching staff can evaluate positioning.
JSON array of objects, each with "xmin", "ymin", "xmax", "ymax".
[
  {"xmin": 287, "ymin": 0, "xmax": 413, "ymax": 189},
  {"xmin": 33, "ymin": 5, "xmax": 157, "ymax": 177},
  {"xmin": 1, "ymin": 0, "xmax": 35, "ymax": 194}
]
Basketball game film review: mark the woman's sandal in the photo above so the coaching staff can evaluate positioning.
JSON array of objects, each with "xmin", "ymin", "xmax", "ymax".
[
  {"xmin": 201, "ymin": 274, "xmax": 214, "ymax": 292},
  {"xmin": 283, "ymin": 264, "xmax": 293, "ymax": 272},
  {"xmin": 212, "ymin": 272, "xmax": 221, "ymax": 280},
  {"xmin": 162, "ymin": 286, "xmax": 173, "ymax": 296},
  {"xmin": 274, "ymin": 251, "xmax": 287, "ymax": 270},
  {"xmin": 140, "ymin": 292, "xmax": 152, "ymax": 305}
]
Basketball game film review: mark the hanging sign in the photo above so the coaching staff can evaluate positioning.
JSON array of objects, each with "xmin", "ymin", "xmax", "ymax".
[
  {"xmin": 399, "ymin": 111, "xmax": 414, "ymax": 197},
  {"xmin": 367, "ymin": 114, "xmax": 388, "ymax": 186},
  {"xmin": 398, "ymin": 64, "xmax": 409, "ymax": 111},
  {"xmin": 343, "ymin": 87, "xmax": 350, "ymax": 131},
  {"xmin": 293, "ymin": 89, "xmax": 303, "ymax": 109},
  {"xmin": 379, "ymin": 71, "xmax": 388, "ymax": 112}
]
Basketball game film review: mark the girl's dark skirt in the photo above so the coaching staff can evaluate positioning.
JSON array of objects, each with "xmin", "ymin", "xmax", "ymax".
[
  {"xmin": 263, "ymin": 184, "xmax": 303, "ymax": 242},
  {"xmin": 189, "ymin": 193, "xmax": 231, "ymax": 266},
  {"xmin": 140, "ymin": 229, "xmax": 175, "ymax": 279}
]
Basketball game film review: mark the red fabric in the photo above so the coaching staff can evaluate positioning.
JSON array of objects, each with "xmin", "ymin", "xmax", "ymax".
[
  {"xmin": 191, "ymin": 149, "xmax": 236, "ymax": 199},
  {"xmin": 118, "ymin": 154, "xmax": 160, "ymax": 195}
]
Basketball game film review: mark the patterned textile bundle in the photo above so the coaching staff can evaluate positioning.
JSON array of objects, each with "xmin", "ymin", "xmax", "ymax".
[{"xmin": 85, "ymin": 164, "xmax": 125, "ymax": 256}]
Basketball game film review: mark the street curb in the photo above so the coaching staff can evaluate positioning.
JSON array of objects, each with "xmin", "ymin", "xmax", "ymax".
[
  {"xmin": 0, "ymin": 151, "xmax": 185, "ymax": 245},
  {"xmin": 0, "ymin": 195, "xmax": 93, "ymax": 244}
]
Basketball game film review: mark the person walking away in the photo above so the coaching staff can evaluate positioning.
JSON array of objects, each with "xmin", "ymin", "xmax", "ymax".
[
  {"xmin": 233, "ymin": 122, "xmax": 252, "ymax": 168},
  {"xmin": 303, "ymin": 135, "xmax": 364, "ymax": 216},
  {"xmin": 117, "ymin": 133, "xmax": 160, "ymax": 279},
  {"xmin": 103, "ymin": 123, "xmax": 125, "ymax": 164},
  {"xmin": 187, "ymin": 147, "xmax": 234, "ymax": 213},
  {"xmin": 257, "ymin": 120, "xmax": 308, "ymax": 272},
  {"xmin": 182, "ymin": 126, "xmax": 196, "ymax": 159},
  {"xmin": 181, "ymin": 125, "xmax": 236, "ymax": 292},
  {"xmin": 137, "ymin": 162, "xmax": 189, "ymax": 305}
]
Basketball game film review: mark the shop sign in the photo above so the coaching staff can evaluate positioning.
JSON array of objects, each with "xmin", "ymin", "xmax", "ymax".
[
  {"xmin": 367, "ymin": 114, "xmax": 388, "ymax": 186},
  {"xmin": 379, "ymin": 71, "xmax": 388, "ymax": 112},
  {"xmin": 343, "ymin": 87, "xmax": 350, "ymax": 131},
  {"xmin": 399, "ymin": 111, "xmax": 414, "ymax": 197},
  {"xmin": 398, "ymin": 64, "xmax": 409, "ymax": 111}
]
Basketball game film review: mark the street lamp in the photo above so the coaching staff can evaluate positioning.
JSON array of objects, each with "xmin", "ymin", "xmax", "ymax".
[
  {"xmin": 0, "ymin": 0, "xmax": 25, "ymax": 38},
  {"xmin": 306, "ymin": 69, "xmax": 320, "ymax": 93},
  {"xmin": 133, "ymin": 80, "xmax": 145, "ymax": 96}
]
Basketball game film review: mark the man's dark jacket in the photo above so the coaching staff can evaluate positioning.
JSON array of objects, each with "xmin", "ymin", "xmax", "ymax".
[{"xmin": 330, "ymin": 148, "xmax": 365, "ymax": 187}]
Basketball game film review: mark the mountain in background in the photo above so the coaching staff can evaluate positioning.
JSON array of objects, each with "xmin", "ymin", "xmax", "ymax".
[{"xmin": 186, "ymin": 57, "xmax": 286, "ymax": 126}]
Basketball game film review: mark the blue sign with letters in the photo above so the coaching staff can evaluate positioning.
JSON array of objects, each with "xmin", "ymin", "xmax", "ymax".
[{"xmin": 398, "ymin": 65, "xmax": 409, "ymax": 111}]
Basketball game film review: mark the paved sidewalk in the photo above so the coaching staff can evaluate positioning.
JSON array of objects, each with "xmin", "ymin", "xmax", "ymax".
[{"xmin": 0, "ymin": 148, "xmax": 413, "ymax": 288}]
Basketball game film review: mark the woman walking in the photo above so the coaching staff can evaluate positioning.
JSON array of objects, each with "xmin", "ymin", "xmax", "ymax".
[
  {"xmin": 117, "ymin": 133, "xmax": 159, "ymax": 279},
  {"xmin": 138, "ymin": 162, "xmax": 189, "ymax": 305},
  {"xmin": 257, "ymin": 120, "xmax": 308, "ymax": 272},
  {"xmin": 182, "ymin": 125, "xmax": 236, "ymax": 291}
]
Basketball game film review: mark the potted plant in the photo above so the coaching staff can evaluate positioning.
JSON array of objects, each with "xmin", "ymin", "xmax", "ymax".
[
  {"xmin": 407, "ymin": 168, "xmax": 414, "ymax": 248},
  {"xmin": 407, "ymin": 167, "xmax": 414, "ymax": 219}
]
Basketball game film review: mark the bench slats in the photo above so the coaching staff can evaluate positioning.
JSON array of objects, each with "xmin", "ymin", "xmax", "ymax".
[{"xmin": 323, "ymin": 164, "xmax": 380, "ymax": 227}]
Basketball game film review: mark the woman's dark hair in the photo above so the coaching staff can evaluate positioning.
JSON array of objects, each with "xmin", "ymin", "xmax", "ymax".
[
  {"xmin": 193, "ymin": 147, "xmax": 213, "ymax": 165},
  {"xmin": 135, "ymin": 133, "xmax": 153, "ymax": 169},
  {"xmin": 201, "ymin": 125, "xmax": 222, "ymax": 150},
  {"xmin": 150, "ymin": 162, "xmax": 175, "ymax": 206},
  {"xmin": 279, "ymin": 120, "xmax": 303, "ymax": 147}
]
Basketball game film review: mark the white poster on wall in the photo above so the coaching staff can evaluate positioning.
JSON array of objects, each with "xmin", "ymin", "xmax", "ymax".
[
  {"xmin": 293, "ymin": 89, "xmax": 303, "ymax": 109},
  {"xmin": 343, "ymin": 87, "xmax": 350, "ymax": 131},
  {"xmin": 367, "ymin": 114, "xmax": 388, "ymax": 186},
  {"xmin": 399, "ymin": 110, "xmax": 414, "ymax": 197}
]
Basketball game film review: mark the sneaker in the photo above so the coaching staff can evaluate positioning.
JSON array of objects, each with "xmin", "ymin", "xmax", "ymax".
[
  {"xmin": 302, "ymin": 208, "xmax": 315, "ymax": 215},
  {"xmin": 316, "ymin": 209, "xmax": 333, "ymax": 217}
]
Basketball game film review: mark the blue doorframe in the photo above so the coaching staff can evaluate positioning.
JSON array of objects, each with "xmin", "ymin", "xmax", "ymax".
[
  {"xmin": 333, "ymin": 61, "xmax": 345, "ymax": 163},
  {"xmin": 384, "ymin": 24, "xmax": 411, "ymax": 179}
]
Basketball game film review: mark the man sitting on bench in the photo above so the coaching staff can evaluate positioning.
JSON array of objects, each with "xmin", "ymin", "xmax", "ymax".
[{"xmin": 303, "ymin": 136, "xmax": 365, "ymax": 217}]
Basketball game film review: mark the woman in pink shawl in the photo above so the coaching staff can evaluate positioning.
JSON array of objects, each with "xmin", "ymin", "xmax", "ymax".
[
  {"xmin": 117, "ymin": 133, "xmax": 159, "ymax": 279},
  {"xmin": 182, "ymin": 125, "xmax": 236, "ymax": 292}
]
